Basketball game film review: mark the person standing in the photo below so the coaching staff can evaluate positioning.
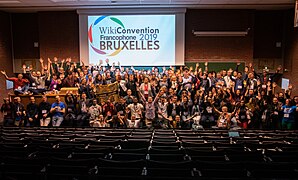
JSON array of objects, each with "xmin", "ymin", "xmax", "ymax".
[
  {"xmin": 88, "ymin": 99, "xmax": 102, "ymax": 127},
  {"xmin": 50, "ymin": 95, "xmax": 66, "ymax": 127},
  {"xmin": 236, "ymin": 100, "xmax": 252, "ymax": 129},
  {"xmin": 76, "ymin": 92, "xmax": 90, "ymax": 127},
  {"xmin": 139, "ymin": 77, "xmax": 153, "ymax": 100},
  {"xmin": 281, "ymin": 99, "xmax": 298, "ymax": 130},
  {"xmin": 137, "ymin": 87, "xmax": 162, "ymax": 129},
  {"xmin": 1, "ymin": 98, "xmax": 15, "ymax": 126},
  {"xmin": 126, "ymin": 97, "xmax": 144, "ymax": 121}
]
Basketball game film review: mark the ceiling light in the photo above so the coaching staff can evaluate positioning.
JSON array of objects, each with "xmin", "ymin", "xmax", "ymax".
[
  {"xmin": 192, "ymin": 28, "xmax": 250, "ymax": 37},
  {"xmin": 0, "ymin": 1, "xmax": 20, "ymax": 3}
]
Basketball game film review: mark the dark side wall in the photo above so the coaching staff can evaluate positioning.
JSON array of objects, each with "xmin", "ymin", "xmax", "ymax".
[
  {"xmin": 0, "ymin": 11, "xmax": 13, "ymax": 101},
  {"xmin": 185, "ymin": 9, "xmax": 254, "ymax": 64}
]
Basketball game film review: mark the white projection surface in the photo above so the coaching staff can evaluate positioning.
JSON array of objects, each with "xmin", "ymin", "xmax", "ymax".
[
  {"xmin": 78, "ymin": 8, "xmax": 185, "ymax": 66},
  {"xmin": 88, "ymin": 15, "xmax": 174, "ymax": 66}
]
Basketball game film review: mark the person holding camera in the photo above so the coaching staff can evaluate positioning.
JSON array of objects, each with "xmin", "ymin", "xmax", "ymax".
[{"xmin": 50, "ymin": 95, "xmax": 66, "ymax": 127}]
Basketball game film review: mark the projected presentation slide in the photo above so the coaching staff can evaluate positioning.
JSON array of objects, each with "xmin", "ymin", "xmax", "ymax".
[{"xmin": 88, "ymin": 15, "xmax": 175, "ymax": 66}]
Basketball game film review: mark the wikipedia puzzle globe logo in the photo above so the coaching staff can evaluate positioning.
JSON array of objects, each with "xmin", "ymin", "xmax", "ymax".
[{"xmin": 88, "ymin": 16, "xmax": 125, "ymax": 56}]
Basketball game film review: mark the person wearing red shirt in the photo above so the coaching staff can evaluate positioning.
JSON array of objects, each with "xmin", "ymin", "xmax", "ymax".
[{"xmin": 1, "ymin": 70, "xmax": 29, "ymax": 95}]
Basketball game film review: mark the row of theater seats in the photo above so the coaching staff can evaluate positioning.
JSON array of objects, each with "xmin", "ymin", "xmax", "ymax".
[{"xmin": 0, "ymin": 127, "xmax": 298, "ymax": 179}]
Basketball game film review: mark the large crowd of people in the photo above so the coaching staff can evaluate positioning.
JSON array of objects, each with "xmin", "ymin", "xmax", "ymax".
[{"xmin": 1, "ymin": 58, "xmax": 297, "ymax": 130}]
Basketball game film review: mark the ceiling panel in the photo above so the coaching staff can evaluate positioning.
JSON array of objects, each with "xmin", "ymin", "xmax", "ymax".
[{"xmin": 0, "ymin": 0, "xmax": 295, "ymax": 12}]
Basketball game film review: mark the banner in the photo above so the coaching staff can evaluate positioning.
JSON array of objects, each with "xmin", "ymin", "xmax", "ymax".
[{"xmin": 95, "ymin": 82, "xmax": 119, "ymax": 102}]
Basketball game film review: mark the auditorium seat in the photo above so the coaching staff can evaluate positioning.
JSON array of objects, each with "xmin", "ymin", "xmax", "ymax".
[
  {"xmin": 251, "ymin": 169, "xmax": 298, "ymax": 179},
  {"xmin": 198, "ymin": 169, "xmax": 249, "ymax": 179},
  {"xmin": 214, "ymin": 142, "xmax": 244, "ymax": 151},
  {"xmin": 113, "ymin": 147, "xmax": 148, "ymax": 154},
  {"xmin": 153, "ymin": 136, "xmax": 177, "ymax": 142},
  {"xmin": 149, "ymin": 147, "xmax": 185, "ymax": 155},
  {"xmin": 147, "ymin": 153, "xmax": 189, "ymax": 162},
  {"xmin": 182, "ymin": 141, "xmax": 213, "ymax": 150},
  {"xmin": 96, "ymin": 167, "xmax": 144, "ymax": 179},
  {"xmin": 186, "ymin": 148, "xmax": 224, "ymax": 155},
  {"xmin": 203, "ymin": 136, "xmax": 230, "ymax": 143},
  {"xmin": 88, "ymin": 139, "xmax": 121, "ymax": 147},
  {"xmin": 225, "ymin": 150, "xmax": 267, "ymax": 162},
  {"xmin": 98, "ymin": 158, "xmax": 146, "ymax": 168},
  {"xmin": 265, "ymin": 150, "xmax": 298, "ymax": 162},
  {"xmin": 49, "ymin": 156, "xmax": 97, "ymax": 167},
  {"xmin": 0, "ymin": 163, "xmax": 44, "ymax": 180},
  {"xmin": 151, "ymin": 141, "xmax": 181, "ymax": 148},
  {"xmin": 45, "ymin": 164, "xmax": 92, "ymax": 180},
  {"xmin": 195, "ymin": 161, "xmax": 244, "ymax": 170},
  {"xmin": 177, "ymin": 135, "xmax": 203, "ymax": 141},
  {"xmin": 109, "ymin": 152, "xmax": 146, "ymax": 161},
  {"xmin": 121, "ymin": 139, "xmax": 150, "ymax": 149},
  {"xmin": 127, "ymin": 134, "xmax": 152, "ymax": 139},
  {"xmin": 145, "ymin": 166, "xmax": 197, "ymax": 179},
  {"xmin": 71, "ymin": 152, "xmax": 106, "ymax": 159},
  {"xmin": 74, "ymin": 146, "xmax": 111, "ymax": 153},
  {"xmin": 1, "ymin": 128, "xmax": 298, "ymax": 179}
]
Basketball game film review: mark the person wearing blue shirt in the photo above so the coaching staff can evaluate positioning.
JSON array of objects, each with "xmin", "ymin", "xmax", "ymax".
[
  {"xmin": 281, "ymin": 99, "xmax": 298, "ymax": 130},
  {"xmin": 50, "ymin": 95, "xmax": 66, "ymax": 127}
]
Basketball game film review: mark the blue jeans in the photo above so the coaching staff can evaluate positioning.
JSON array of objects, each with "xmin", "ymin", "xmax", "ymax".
[
  {"xmin": 14, "ymin": 84, "xmax": 29, "ymax": 95},
  {"xmin": 201, "ymin": 115, "xmax": 215, "ymax": 128},
  {"xmin": 52, "ymin": 116, "xmax": 63, "ymax": 127}
]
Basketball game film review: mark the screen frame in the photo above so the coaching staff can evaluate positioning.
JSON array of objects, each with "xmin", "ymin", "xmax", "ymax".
[{"xmin": 77, "ymin": 8, "xmax": 185, "ymax": 66}]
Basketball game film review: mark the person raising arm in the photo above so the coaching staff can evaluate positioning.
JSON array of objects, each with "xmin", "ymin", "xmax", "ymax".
[{"xmin": 1, "ymin": 70, "xmax": 30, "ymax": 95}]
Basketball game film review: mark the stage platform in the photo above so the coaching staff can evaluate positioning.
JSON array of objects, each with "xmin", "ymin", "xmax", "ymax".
[{"xmin": 0, "ymin": 127, "xmax": 298, "ymax": 179}]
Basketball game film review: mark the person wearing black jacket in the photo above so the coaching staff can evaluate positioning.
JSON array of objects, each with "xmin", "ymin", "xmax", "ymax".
[
  {"xmin": 200, "ymin": 97, "xmax": 215, "ymax": 128},
  {"xmin": 1, "ymin": 98, "xmax": 15, "ymax": 126},
  {"xmin": 64, "ymin": 91, "xmax": 78, "ymax": 127},
  {"xmin": 126, "ymin": 74, "xmax": 137, "ymax": 97},
  {"xmin": 259, "ymin": 99, "xmax": 272, "ymax": 129},
  {"xmin": 270, "ymin": 97, "xmax": 282, "ymax": 129},
  {"xmin": 115, "ymin": 97, "xmax": 127, "ymax": 116},
  {"xmin": 167, "ymin": 95, "xmax": 182, "ymax": 127},
  {"xmin": 38, "ymin": 95, "xmax": 52, "ymax": 126},
  {"xmin": 26, "ymin": 96, "xmax": 39, "ymax": 126}
]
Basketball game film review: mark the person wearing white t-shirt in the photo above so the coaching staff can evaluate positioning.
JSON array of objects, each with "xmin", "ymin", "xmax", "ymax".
[
  {"xmin": 127, "ymin": 97, "xmax": 144, "ymax": 120},
  {"xmin": 125, "ymin": 114, "xmax": 141, "ymax": 128}
]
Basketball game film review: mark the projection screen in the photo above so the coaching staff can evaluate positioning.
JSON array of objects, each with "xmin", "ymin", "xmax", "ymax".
[{"xmin": 78, "ymin": 8, "xmax": 185, "ymax": 66}]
